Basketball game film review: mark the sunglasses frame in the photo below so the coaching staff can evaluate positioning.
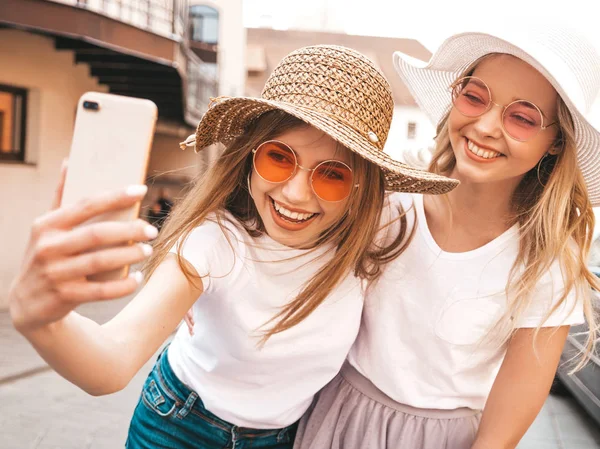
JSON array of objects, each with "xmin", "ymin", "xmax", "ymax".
[
  {"xmin": 251, "ymin": 140, "xmax": 358, "ymax": 203},
  {"xmin": 450, "ymin": 76, "xmax": 558, "ymax": 142}
]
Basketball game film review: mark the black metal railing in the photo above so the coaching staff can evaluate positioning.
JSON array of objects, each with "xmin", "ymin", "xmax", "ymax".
[
  {"xmin": 44, "ymin": 0, "xmax": 217, "ymax": 126},
  {"xmin": 47, "ymin": 0, "xmax": 189, "ymax": 39},
  {"xmin": 184, "ymin": 48, "xmax": 218, "ymax": 125}
]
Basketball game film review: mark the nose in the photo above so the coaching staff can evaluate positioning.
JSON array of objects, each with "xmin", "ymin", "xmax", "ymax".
[
  {"xmin": 473, "ymin": 104, "xmax": 504, "ymax": 139},
  {"xmin": 281, "ymin": 168, "xmax": 314, "ymax": 204}
]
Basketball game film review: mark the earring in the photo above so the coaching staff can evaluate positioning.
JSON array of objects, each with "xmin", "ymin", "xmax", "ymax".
[
  {"xmin": 550, "ymin": 143, "xmax": 563, "ymax": 156},
  {"xmin": 550, "ymin": 133, "xmax": 565, "ymax": 156},
  {"xmin": 247, "ymin": 173, "xmax": 254, "ymax": 199}
]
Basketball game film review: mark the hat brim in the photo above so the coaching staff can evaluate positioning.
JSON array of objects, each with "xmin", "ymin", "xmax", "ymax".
[
  {"xmin": 194, "ymin": 97, "xmax": 459, "ymax": 195},
  {"xmin": 393, "ymin": 31, "xmax": 600, "ymax": 206}
]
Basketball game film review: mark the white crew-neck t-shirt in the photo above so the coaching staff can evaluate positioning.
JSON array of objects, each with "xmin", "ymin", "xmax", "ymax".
[
  {"xmin": 167, "ymin": 212, "xmax": 364, "ymax": 429},
  {"xmin": 348, "ymin": 192, "xmax": 584, "ymax": 411}
]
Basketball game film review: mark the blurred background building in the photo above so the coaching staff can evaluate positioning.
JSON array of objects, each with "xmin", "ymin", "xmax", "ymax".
[{"xmin": 245, "ymin": 27, "xmax": 436, "ymax": 164}]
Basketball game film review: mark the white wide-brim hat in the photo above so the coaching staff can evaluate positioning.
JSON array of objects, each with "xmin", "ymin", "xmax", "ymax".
[{"xmin": 393, "ymin": 27, "xmax": 600, "ymax": 205}]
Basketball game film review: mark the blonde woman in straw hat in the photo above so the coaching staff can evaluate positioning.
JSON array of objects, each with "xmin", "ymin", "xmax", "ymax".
[
  {"xmin": 295, "ymin": 27, "xmax": 600, "ymax": 449},
  {"xmin": 8, "ymin": 46, "xmax": 456, "ymax": 448}
]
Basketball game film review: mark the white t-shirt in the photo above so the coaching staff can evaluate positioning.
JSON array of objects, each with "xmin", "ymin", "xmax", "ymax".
[
  {"xmin": 348, "ymin": 192, "xmax": 585, "ymax": 411},
  {"xmin": 167, "ymin": 213, "xmax": 364, "ymax": 429}
]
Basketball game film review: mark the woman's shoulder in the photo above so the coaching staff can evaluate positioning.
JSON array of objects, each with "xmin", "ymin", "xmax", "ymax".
[
  {"xmin": 531, "ymin": 238, "xmax": 580, "ymax": 289},
  {"xmin": 372, "ymin": 192, "xmax": 418, "ymax": 248},
  {"xmin": 175, "ymin": 211, "xmax": 248, "ymax": 253},
  {"xmin": 514, "ymin": 249, "xmax": 586, "ymax": 328},
  {"xmin": 167, "ymin": 211, "xmax": 249, "ymax": 292}
]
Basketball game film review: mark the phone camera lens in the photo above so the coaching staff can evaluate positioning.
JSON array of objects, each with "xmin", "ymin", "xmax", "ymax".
[{"xmin": 83, "ymin": 101, "xmax": 100, "ymax": 111}]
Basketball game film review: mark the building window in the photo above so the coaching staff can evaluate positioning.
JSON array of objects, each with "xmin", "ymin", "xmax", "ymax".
[
  {"xmin": 0, "ymin": 85, "xmax": 27, "ymax": 162},
  {"xmin": 189, "ymin": 5, "xmax": 219, "ymax": 45},
  {"xmin": 407, "ymin": 122, "xmax": 417, "ymax": 140}
]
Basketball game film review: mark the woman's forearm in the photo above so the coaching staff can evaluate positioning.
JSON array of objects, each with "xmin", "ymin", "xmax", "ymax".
[
  {"xmin": 471, "ymin": 393, "xmax": 539, "ymax": 449},
  {"xmin": 18, "ymin": 256, "xmax": 204, "ymax": 396},
  {"xmin": 21, "ymin": 311, "xmax": 135, "ymax": 395},
  {"xmin": 471, "ymin": 327, "xmax": 569, "ymax": 449}
]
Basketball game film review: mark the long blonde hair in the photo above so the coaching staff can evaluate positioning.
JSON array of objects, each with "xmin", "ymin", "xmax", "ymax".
[
  {"xmin": 145, "ymin": 110, "xmax": 412, "ymax": 342},
  {"xmin": 430, "ymin": 55, "xmax": 599, "ymax": 370}
]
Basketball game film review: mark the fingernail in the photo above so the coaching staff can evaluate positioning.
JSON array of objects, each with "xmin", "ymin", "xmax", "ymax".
[
  {"xmin": 61, "ymin": 158, "xmax": 68, "ymax": 171},
  {"xmin": 126, "ymin": 185, "xmax": 148, "ymax": 197},
  {"xmin": 129, "ymin": 271, "xmax": 144, "ymax": 285},
  {"xmin": 144, "ymin": 225, "xmax": 159, "ymax": 239},
  {"xmin": 139, "ymin": 243, "xmax": 153, "ymax": 257}
]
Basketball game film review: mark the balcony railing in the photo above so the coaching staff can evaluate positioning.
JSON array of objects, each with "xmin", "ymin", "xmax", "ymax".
[
  {"xmin": 46, "ymin": 0, "xmax": 189, "ymax": 39},
  {"xmin": 184, "ymin": 48, "xmax": 218, "ymax": 125},
  {"xmin": 35, "ymin": 0, "xmax": 217, "ymax": 126}
]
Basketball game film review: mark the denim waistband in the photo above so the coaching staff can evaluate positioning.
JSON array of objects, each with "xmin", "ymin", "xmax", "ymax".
[{"xmin": 156, "ymin": 345, "xmax": 297, "ymax": 438}]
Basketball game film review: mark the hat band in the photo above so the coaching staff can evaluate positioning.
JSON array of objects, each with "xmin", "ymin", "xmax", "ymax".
[{"xmin": 279, "ymin": 101, "xmax": 385, "ymax": 149}]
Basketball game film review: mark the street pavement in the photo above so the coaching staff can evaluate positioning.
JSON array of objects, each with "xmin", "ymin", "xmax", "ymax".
[{"xmin": 1, "ymin": 297, "xmax": 599, "ymax": 449}]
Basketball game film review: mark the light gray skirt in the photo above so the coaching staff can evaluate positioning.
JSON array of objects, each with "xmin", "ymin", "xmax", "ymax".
[{"xmin": 294, "ymin": 362, "xmax": 481, "ymax": 449}]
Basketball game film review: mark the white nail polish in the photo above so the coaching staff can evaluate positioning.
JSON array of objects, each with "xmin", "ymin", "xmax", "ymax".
[
  {"xmin": 144, "ymin": 225, "xmax": 159, "ymax": 239},
  {"xmin": 126, "ymin": 185, "xmax": 148, "ymax": 197},
  {"xmin": 129, "ymin": 271, "xmax": 144, "ymax": 284},
  {"xmin": 139, "ymin": 243, "xmax": 153, "ymax": 257}
]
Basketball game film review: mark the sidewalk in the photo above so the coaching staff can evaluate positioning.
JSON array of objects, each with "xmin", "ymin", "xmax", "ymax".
[{"xmin": 0, "ymin": 296, "xmax": 132, "ymax": 384}]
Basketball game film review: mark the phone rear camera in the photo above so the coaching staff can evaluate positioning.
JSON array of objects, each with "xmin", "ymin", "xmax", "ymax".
[{"xmin": 83, "ymin": 101, "xmax": 100, "ymax": 111}]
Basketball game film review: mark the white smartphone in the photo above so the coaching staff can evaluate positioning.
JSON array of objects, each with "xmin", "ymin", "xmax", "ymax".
[{"xmin": 61, "ymin": 92, "xmax": 158, "ymax": 281}]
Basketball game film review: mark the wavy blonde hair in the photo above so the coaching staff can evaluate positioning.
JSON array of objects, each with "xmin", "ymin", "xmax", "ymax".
[
  {"xmin": 145, "ymin": 110, "xmax": 412, "ymax": 343},
  {"xmin": 430, "ymin": 55, "xmax": 599, "ymax": 371}
]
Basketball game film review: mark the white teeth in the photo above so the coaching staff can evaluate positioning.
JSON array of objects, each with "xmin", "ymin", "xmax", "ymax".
[
  {"xmin": 467, "ymin": 139, "xmax": 501, "ymax": 159},
  {"xmin": 272, "ymin": 200, "xmax": 316, "ymax": 222}
]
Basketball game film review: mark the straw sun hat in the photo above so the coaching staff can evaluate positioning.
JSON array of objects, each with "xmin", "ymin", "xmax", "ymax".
[
  {"xmin": 393, "ymin": 27, "xmax": 600, "ymax": 205},
  {"xmin": 181, "ymin": 45, "xmax": 458, "ymax": 195}
]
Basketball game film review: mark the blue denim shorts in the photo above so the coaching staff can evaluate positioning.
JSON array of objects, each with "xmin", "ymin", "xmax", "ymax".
[{"xmin": 126, "ymin": 347, "xmax": 297, "ymax": 449}]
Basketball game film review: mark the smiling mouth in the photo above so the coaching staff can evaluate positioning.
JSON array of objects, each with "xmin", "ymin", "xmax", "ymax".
[
  {"xmin": 270, "ymin": 198, "xmax": 318, "ymax": 224},
  {"xmin": 466, "ymin": 138, "xmax": 503, "ymax": 159}
]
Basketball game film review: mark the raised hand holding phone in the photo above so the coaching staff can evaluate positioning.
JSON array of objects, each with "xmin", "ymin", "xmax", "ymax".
[
  {"xmin": 9, "ymin": 92, "xmax": 159, "ymax": 334},
  {"xmin": 8, "ymin": 164, "xmax": 157, "ymax": 334}
]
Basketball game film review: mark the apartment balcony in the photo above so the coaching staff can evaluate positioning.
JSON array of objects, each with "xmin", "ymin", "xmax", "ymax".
[{"xmin": 0, "ymin": 0, "xmax": 217, "ymax": 126}]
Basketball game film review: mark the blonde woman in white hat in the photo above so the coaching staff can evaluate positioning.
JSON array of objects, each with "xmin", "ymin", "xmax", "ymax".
[
  {"xmin": 8, "ymin": 46, "xmax": 455, "ymax": 448},
  {"xmin": 294, "ymin": 28, "xmax": 600, "ymax": 449}
]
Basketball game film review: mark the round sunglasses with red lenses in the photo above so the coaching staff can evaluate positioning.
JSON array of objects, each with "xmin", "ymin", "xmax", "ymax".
[
  {"xmin": 450, "ymin": 76, "xmax": 557, "ymax": 142},
  {"xmin": 252, "ymin": 140, "xmax": 357, "ymax": 202}
]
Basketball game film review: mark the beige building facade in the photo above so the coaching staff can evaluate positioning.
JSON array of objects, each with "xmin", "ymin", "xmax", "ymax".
[
  {"xmin": 0, "ymin": 29, "xmax": 110, "ymax": 307},
  {"xmin": 0, "ymin": 0, "xmax": 245, "ymax": 309}
]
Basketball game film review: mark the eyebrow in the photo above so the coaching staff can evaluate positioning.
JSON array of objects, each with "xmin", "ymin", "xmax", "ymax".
[
  {"xmin": 510, "ymin": 97, "xmax": 552, "ymax": 119},
  {"xmin": 468, "ymin": 79, "xmax": 487, "ymax": 88},
  {"xmin": 284, "ymin": 142, "xmax": 350, "ymax": 167}
]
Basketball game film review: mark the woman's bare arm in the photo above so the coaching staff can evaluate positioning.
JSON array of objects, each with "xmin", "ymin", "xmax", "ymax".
[
  {"xmin": 9, "ymin": 166, "xmax": 202, "ymax": 395},
  {"xmin": 471, "ymin": 326, "xmax": 569, "ymax": 449}
]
